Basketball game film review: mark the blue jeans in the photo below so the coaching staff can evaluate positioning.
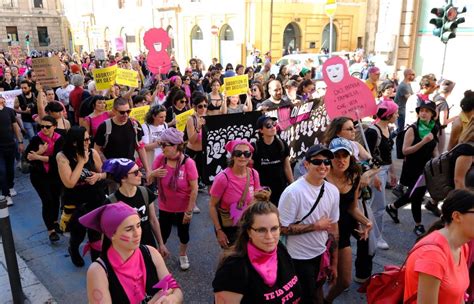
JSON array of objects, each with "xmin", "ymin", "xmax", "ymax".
[
  {"xmin": 369, "ymin": 165, "xmax": 389, "ymax": 241},
  {"xmin": 0, "ymin": 146, "xmax": 15, "ymax": 197},
  {"xmin": 23, "ymin": 121, "xmax": 36, "ymax": 139}
]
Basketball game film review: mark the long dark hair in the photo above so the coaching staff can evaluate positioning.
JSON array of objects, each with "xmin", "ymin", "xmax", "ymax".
[
  {"xmin": 324, "ymin": 116, "xmax": 353, "ymax": 145},
  {"xmin": 144, "ymin": 105, "xmax": 166, "ymax": 125},
  {"xmin": 62, "ymin": 126, "xmax": 87, "ymax": 159}
]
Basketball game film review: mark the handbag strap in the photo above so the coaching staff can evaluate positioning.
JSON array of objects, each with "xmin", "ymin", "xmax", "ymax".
[
  {"xmin": 237, "ymin": 169, "xmax": 251, "ymax": 210},
  {"xmin": 294, "ymin": 182, "xmax": 325, "ymax": 225}
]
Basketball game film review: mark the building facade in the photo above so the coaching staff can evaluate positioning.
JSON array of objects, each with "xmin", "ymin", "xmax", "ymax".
[{"xmin": 0, "ymin": 0, "xmax": 67, "ymax": 51}]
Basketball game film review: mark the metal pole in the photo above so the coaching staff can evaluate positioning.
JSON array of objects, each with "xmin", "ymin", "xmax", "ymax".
[
  {"xmin": 329, "ymin": 16, "xmax": 333, "ymax": 56},
  {"xmin": 440, "ymin": 43, "xmax": 448, "ymax": 78},
  {"xmin": 0, "ymin": 196, "xmax": 25, "ymax": 304}
]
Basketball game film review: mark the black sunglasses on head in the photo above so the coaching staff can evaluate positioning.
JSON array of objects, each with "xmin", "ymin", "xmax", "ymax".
[
  {"xmin": 233, "ymin": 150, "xmax": 252, "ymax": 158},
  {"xmin": 309, "ymin": 159, "xmax": 331, "ymax": 166}
]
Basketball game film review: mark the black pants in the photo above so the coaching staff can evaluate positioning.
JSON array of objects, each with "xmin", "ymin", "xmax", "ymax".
[
  {"xmin": 393, "ymin": 184, "xmax": 426, "ymax": 224},
  {"xmin": 30, "ymin": 172, "xmax": 61, "ymax": 231},
  {"xmin": 69, "ymin": 203, "xmax": 102, "ymax": 258},
  {"xmin": 0, "ymin": 146, "xmax": 15, "ymax": 197},
  {"xmin": 292, "ymin": 255, "xmax": 323, "ymax": 304},
  {"xmin": 159, "ymin": 210, "xmax": 190, "ymax": 244},
  {"xmin": 186, "ymin": 147, "xmax": 204, "ymax": 183}
]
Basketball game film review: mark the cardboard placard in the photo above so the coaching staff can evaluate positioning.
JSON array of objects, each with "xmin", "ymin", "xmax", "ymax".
[
  {"xmin": 115, "ymin": 37, "xmax": 124, "ymax": 51},
  {"xmin": 105, "ymin": 99, "xmax": 114, "ymax": 111},
  {"xmin": 95, "ymin": 49, "xmax": 106, "ymax": 61},
  {"xmin": 224, "ymin": 75, "xmax": 249, "ymax": 96},
  {"xmin": 322, "ymin": 56, "xmax": 376, "ymax": 120},
  {"xmin": 93, "ymin": 65, "xmax": 117, "ymax": 90},
  {"xmin": 32, "ymin": 57, "xmax": 66, "ymax": 87},
  {"xmin": 175, "ymin": 109, "xmax": 195, "ymax": 132},
  {"xmin": 0, "ymin": 89, "xmax": 22, "ymax": 108},
  {"xmin": 130, "ymin": 105, "xmax": 150, "ymax": 124},
  {"xmin": 116, "ymin": 68, "xmax": 139, "ymax": 88}
]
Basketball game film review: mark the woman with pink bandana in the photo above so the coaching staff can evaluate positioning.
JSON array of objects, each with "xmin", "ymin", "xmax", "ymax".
[
  {"xmin": 209, "ymin": 139, "xmax": 261, "ymax": 249},
  {"xmin": 80, "ymin": 202, "xmax": 183, "ymax": 304}
]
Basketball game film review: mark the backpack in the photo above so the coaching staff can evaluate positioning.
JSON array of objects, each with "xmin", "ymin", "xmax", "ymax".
[
  {"xmin": 103, "ymin": 118, "xmax": 140, "ymax": 149},
  {"xmin": 395, "ymin": 123, "xmax": 417, "ymax": 159},
  {"xmin": 424, "ymin": 143, "xmax": 474, "ymax": 201},
  {"xmin": 108, "ymin": 186, "xmax": 149, "ymax": 206},
  {"xmin": 356, "ymin": 124, "xmax": 381, "ymax": 158}
]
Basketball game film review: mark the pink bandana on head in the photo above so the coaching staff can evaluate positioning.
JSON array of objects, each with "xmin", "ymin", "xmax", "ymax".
[
  {"xmin": 374, "ymin": 99, "xmax": 398, "ymax": 124},
  {"xmin": 79, "ymin": 202, "xmax": 138, "ymax": 239},
  {"xmin": 225, "ymin": 139, "xmax": 255, "ymax": 154}
]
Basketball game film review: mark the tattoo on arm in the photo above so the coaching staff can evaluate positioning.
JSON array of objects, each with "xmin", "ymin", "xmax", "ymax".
[{"xmin": 282, "ymin": 223, "xmax": 315, "ymax": 235}]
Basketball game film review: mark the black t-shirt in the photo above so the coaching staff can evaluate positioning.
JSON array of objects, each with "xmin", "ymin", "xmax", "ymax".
[
  {"xmin": 104, "ymin": 187, "xmax": 157, "ymax": 247},
  {"xmin": 79, "ymin": 96, "xmax": 94, "ymax": 118},
  {"xmin": 165, "ymin": 106, "xmax": 188, "ymax": 123},
  {"xmin": 259, "ymin": 97, "xmax": 293, "ymax": 111},
  {"xmin": 0, "ymin": 106, "xmax": 17, "ymax": 148},
  {"xmin": 252, "ymin": 138, "xmax": 290, "ymax": 205},
  {"xmin": 17, "ymin": 94, "xmax": 37, "ymax": 122},
  {"xmin": 213, "ymin": 243, "xmax": 302, "ymax": 304},
  {"xmin": 94, "ymin": 119, "xmax": 143, "ymax": 160},
  {"xmin": 433, "ymin": 94, "xmax": 449, "ymax": 127},
  {"xmin": 365, "ymin": 125, "xmax": 393, "ymax": 165},
  {"xmin": 1, "ymin": 81, "xmax": 16, "ymax": 91}
]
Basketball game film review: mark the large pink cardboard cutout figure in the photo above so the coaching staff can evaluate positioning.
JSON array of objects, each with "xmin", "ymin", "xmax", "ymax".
[
  {"xmin": 322, "ymin": 56, "xmax": 377, "ymax": 120},
  {"xmin": 143, "ymin": 28, "xmax": 171, "ymax": 75}
]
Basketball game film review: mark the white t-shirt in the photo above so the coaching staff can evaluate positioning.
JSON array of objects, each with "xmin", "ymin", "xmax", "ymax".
[
  {"xmin": 278, "ymin": 178, "xmax": 339, "ymax": 260},
  {"xmin": 141, "ymin": 123, "xmax": 168, "ymax": 163},
  {"xmin": 55, "ymin": 84, "xmax": 75, "ymax": 107}
]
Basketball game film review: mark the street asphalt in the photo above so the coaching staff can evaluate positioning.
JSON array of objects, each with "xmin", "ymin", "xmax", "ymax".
[{"xmin": 3, "ymin": 156, "xmax": 441, "ymax": 304}]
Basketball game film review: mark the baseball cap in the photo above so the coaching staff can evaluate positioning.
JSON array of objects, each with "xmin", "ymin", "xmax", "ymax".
[
  {"xmin": 305, "ymin": 144, "xmax": 334, "ymax": 161},
  {"xmin": 256, "ymin": 115, "xmax": 277, "ymax": 129},
  {"xmin": 329, "ymin": 137, "xmax": 353, "ymax": 155}
]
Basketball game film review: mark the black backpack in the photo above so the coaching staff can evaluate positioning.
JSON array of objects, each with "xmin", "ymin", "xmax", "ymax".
[{"xmin": 395, "ymin": 123, "xmax": 417, "ymax": 159}]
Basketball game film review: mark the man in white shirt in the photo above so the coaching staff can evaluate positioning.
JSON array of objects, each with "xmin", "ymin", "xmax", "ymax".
[{"xmin": 279, "ymin": 144, "xmax": 339, "ymax": 304}]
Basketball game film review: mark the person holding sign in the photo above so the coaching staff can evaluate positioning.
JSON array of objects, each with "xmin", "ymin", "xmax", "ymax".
[
  {"xmin": 221, "ymin": 91, "xmax": 252, "ymax": 114},
  {"xmin": 165, "ymin": 90, "xmax": 189, "ymax": 128}
]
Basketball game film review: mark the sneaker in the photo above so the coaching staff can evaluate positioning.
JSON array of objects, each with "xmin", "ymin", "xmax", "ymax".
[
  {"xmin": 377, "ymin": 239, "xmax": 390, "ymax": 250},
  {"xmin": 425, "ymin": 200, "xmax": 441, "ymax": 217},
  {"xmin": 54, "ymin": 222, "xmax": 63, "ymax": 235},
  {"xmin": 413, "ymin": 225, "xmax": 426, "ymax": 236},
  {"xmin": 49, "ymin": 232, "xmax": 60, "ymax": 243},
  {"xmin": 193, "ymin": 205, "xmax": 201, "ymax": 214},
  {"xmin": 68, "ymin": 247, "xmax": 85, "ymax": 267},
  {"xmin": 385, "ymin": 205, "xmax": 400, "ymax": 224},
  {"xmin": 179, "ymin": 255, "xmax": 190, "ymax": 270},
  {"xmin": 354, "ymin": 276, "xmax": 369, "ymax": 284},
  {"xmin": 198, "ymin": 182, "xmax": 207, "ymax": 193},
  {"xmin": 9, "ymin": 188, "xmax": 17, "ymax": 197},
  {"xmin": 6, "ymin": 196, "xmax": 13, "ymax": 206}
]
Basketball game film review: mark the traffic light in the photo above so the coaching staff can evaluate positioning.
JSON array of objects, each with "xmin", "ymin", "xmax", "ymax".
[
  {"xmin": 429, "ymin": 1, "xmax": 467, "ymax": 44},
  {"xmin": 25, "ymin": 34, "xmax": 30, "ymax": 43},
  {"xmin": 429, "ymin": 7, "xmax": 444, "ymax": 37}
]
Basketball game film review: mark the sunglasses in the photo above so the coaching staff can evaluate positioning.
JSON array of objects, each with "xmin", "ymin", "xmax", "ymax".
[
  {"xmin": 309, "ymin": 159, "xmax": 331, "ymax": 166},
  {"xmin": 118, "ymin": 109, "xmax": 131, "ymax": 115},
  {"xmin": 197, "ymin": 104, "xmax": 208, "ymax": 109},
  {"xmin": 264, "ymin": 121, "xmax": 277, "ymax": 129},
  {"xmin": 178, "ymin": 99, "xmax": 187, "ymax": 104},
  {"xmin": 83, "ymin": 137, "xmax": 91, "ymax": 142},
  {"xmin": 185, "ymin": 78, "xmax": 191, "ymax": 81},
  {"xmin": 128, "ymin": 169, "xmax": 141, "ymax": 177},
  {"xmin": 39, "ymin": 125, "xmax": 53, "ymax": 129},
  {"xmin": 233, "ymin": 150, "xmax": 252, "ymax": 158}
]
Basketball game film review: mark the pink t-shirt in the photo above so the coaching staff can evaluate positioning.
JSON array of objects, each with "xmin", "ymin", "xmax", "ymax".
[
  {"xmin": 88, "ymin": 111, "xmax": 111, "ymax": 137},
  {"xmin": 404, "ymin": 230, "xmax": 469, "ymax": 303},
  {"xmin": 153, "ymin": 154, "xmax": 198, "ymax": 212},
  {"xmin": 210, "ymin": 167, "xmax": 261, "ymax": 210}
]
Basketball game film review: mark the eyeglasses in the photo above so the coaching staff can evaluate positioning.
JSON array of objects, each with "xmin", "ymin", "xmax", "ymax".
[
  {"xmin": 232, "ymin": 150, "xmax": 252, "ymax": 158},
  {"xmin": 197, "ymin": 104, "xmax": 208, "ymax": 109},
  {"xmin": 342, "ymin": 127, "xmax": 355, "ymax": 132},
  {"xmin": 309, "ymin": 159, "xmax": 331, "ymax": 166},
  {"xmin": 250, "ymin": 226, "xmax": 280, "ymax": 236},
  {"xmin": 128, "ymin": 169, "xmax": 141, "ymax": 177},
  {"xmin": 118, "ymin": 109, "xmax": 131, "ymax": 115},
  {"xmin": 83, "ymin": 137, "xmax": 91, "ymax": 142},
  {"xmin": 264, "ymin": 121, "xmax": 277, "ymax": 129},
  {"xmin": 39, "ymin": 125, "xmax": 53, "ymax": 129}
]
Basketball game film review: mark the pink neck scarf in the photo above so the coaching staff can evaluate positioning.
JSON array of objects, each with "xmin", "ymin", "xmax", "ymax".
[
  {"xmin": 107, "ymin": 246, "xmax": 147, "ymax": 304},
  {"xmin": 37, "ymin": 131, "xmax": 61, "ymax": 173},
  {"xmin": 247, "ymin": 241, "xmax": 278, "ymax": 287}
]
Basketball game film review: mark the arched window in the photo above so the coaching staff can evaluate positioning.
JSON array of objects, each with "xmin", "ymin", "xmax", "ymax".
[
  {"xmin": 166, "ymin": 25, "xmax": 175, "ymax": 55},
  {"xmin": 191, "ymin": 25, "xmax": 203, "ymax": 40},
  {"xmin": 283, "ymin": 22, "xmax": 301, "ymax": 55},
  {"xmin": 219, "ymin": 24, "xmax": 239, "ymax": 67},
  {"xmin": 322, "ymin": 23, "xmax": 337, "ymax": 52}
]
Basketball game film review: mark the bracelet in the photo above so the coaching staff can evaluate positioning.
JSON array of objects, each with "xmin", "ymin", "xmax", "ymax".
[{"xmin": 185, "ymin": 211, "xmax": 193, "ymax": 216}]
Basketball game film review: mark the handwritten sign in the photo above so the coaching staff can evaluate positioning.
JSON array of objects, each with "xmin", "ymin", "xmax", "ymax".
[
  {"xmin": 95, "ymin": 48, "xmax": 106, "ymax": 61},
  {"xmin": 105, "ymin": 99, "xmax": 114, "ymax": 111},
  {"xmin": 116, "ymin": 68, "xmax": 139, "ymax": 88},
  {"xmin": 32, "ymin": 57, "xmax": 65, "ymax": 87},
  {"xmin": 130, "ymin": 105, "xmax": 150, "ymax": 124},
  {"xmin": 175, "ymin": 109, "xmax": 195, "ymax": 132},
  {"xmin": 224, "ymin": 74, "xmax": 249, "ymax": 96},
  {"xmin": 93, "ymin": 65, "xmax": 117, "ymax": 90},
  {"xmin": 0, "ymin": 89, "xmax": 22, "ymax": 108},
  {"xmin": 322, "ymin": 56, "xmax": 376, "ymax": 120}
]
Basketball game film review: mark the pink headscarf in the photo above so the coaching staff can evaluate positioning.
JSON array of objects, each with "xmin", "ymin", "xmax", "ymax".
[
  {"xmin": 225, "ymin": 139, "xmax": 254, "ymax": 153},
  {"xmin": 374, "ymin": 99, "xmax": 398, "ymax": 124}
]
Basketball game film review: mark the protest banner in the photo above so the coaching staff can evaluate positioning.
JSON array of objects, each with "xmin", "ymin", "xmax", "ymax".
[
  {"xmin": 95, "ymin": 49, "xmax": 106, "ymax": 61},
  {"xmin": 116, "ymin": 68, "xmax": 139, "ymax": 88},
  {"xmin": 130, "ymin": 105, "xmax": 150, "ymax": 124},
  {"xmin": 105, "ymin": 99, "xmax": 114, "ymax": 111},
  {"xmin": 223, "ymin": 74, "xmax": 248, "ymax": 96},
  {"xmin": 115, "ymin": 37, "xmax": 124, "ymax": 51},
  {"xmin": 32, "ymin": 57, "xmax": 65, "ymax": 87},
  {"xmin": 275, "ymin": 101, "xmax": 316, "ymax": 130},
  {"xmin": 175, "ymin": 109, "xmax": 195, "ymax": 132},
  {"xmin": 0, "ymin": 89, "xmax": 22, "ymax": 108},
  {"xmin": 322, "ymin": 56, "xmax": 376, "ymax": 120},
  {"xmin": 93, "ymin": 65, "xmax": 117, "ymax": 90}
]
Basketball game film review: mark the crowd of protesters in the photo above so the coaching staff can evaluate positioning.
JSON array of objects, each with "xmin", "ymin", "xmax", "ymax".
[{"xmin": 0, "ymin": 46, "xmax": 473, "ymax": 304}]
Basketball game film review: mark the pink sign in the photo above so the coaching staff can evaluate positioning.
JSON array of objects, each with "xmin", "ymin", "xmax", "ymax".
[
  {"xmin": 115, "ymin": 37, "xmax": 124, "ymax": 51},
  {"xmin": 143, "ymin": 28, "xmax": 171, "ymax": 74},
  {"xmin": 322, "ymin": 56, "xmax": 376, "ymax": 120}
]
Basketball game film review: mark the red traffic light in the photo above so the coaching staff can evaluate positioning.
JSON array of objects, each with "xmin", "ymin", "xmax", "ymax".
[{"xmin": 446, "ymin": 7, "xmax": 458, "ymax": 21}]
